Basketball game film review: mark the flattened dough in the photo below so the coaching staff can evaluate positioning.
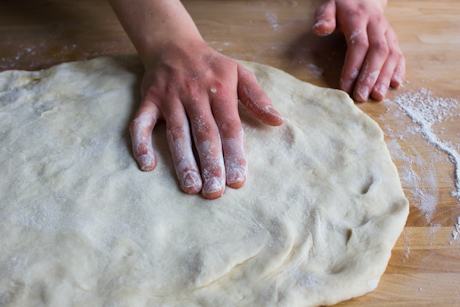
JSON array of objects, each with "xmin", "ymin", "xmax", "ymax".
[{"xmin": 0, "ymin": 56, "xmax": 408, "ymax": 307}]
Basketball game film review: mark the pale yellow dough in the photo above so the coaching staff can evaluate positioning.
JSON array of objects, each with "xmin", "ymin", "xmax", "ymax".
[{"xmin": 0, "ymin": 56, "xmax": 408, "ymax": 306}]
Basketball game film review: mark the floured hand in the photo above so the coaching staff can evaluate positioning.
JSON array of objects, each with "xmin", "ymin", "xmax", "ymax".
[
  {"xmin": 108, "ymin": 0, "xmax": 283, "ymax": 199},
  {"xmin": 131, "ymin": 40, "xmax": 283, "ymax": 199},
  {"xmin": 312, "ymin": 0, "xmax": 405, "ymax": 101}
]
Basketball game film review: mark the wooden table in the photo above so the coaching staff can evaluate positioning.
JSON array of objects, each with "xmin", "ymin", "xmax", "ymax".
[{"xmin": 1, "ymin": 0, "xmax": 459, "ymax": 305}]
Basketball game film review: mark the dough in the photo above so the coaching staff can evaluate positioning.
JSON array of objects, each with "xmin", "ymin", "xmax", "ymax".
[{"xmin": 0, "ymin": 56, "xmax": 408, "ymax": 307}]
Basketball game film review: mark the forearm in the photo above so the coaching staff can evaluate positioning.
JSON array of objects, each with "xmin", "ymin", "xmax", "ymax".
[{"xmin": 108, "ymin": 0, "xmax": 203, "ymax": 67}]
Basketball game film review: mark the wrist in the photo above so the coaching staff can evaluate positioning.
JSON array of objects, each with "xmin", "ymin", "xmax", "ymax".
[
  {"xmin": 108, "ymin": 0, "xmax": 205, "ymax": 69},
  {"xmin": 371, "ymin": 0, "xmax": 387, "ymax": 11},
  {"xmin": 139, "ymin": 35, "xmax": 208, "ymax": 70}
]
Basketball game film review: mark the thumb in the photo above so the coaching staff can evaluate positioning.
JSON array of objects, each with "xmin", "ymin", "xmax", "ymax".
[
  {"xmin": 237, "ymin": 63, "xmax": 283, "ymax": 127},
  {"xmin": 129, "ymin": 100, "xmax": 160, "ymax": 172},
  {"xmin": 312, "ymin": 0, "xmax": 337, "ymax": 36}
]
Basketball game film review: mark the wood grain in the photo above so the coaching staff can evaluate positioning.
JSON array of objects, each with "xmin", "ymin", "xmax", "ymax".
[{"xmin": 1, "ymin": 0, "xmax": 459, "ymax": 305}]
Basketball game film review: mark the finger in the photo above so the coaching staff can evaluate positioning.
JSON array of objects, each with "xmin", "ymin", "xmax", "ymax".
[
  {"xmin": 129, "ymin": 101, "xmax": 160, "ymax": 172},
  {"xmin": 237, "ymin": 63, "xmax": 283, "ymax": 126},
  {"xmin": 184, "ymin": 97, "xmax": 226, "ymax": 199},
  {"xmin": 371, "ymin": 28, "xmax": 401, "ymax": 101},
  {"xmin": 209, "ymin": 86, "xmax": 247, "ymax": 189},
  {"xmin": 164, "ymin": 101, "xmax": 202, "ymax": 195},
  {"xmin": 390, "ymin": 53, "xmax": 405, "ymax": 88},
  {"xmin": 339, "ymin": 19, "xmax": 369, "ymax": 94},
  {"xmin": 312, "ymin": 0, "xmax": 337, "ymax": 36},
  {"xmin": 353, "ymin": 18, "xmax": 389, "ymax": 101}
]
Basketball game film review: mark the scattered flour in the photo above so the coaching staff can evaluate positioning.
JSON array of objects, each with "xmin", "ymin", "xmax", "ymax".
[
  {"xmin": 402, "ymin": 228, "xmax": 411, "ymax": 262},
  {"xmin": 306, "ymin": 64, "xmax": 324, "ymax": 77},
  {"xmin": 265, "ymin": 11, "xmax": 281, "ymax": 32},
  {"xmin": 392, "ymin": 88, "xmax": 460, "ymax": 201},
  {"xmin": 385, "ymin": 138, "xmax": 438, "ymax": 222},
  {"xmin": 451, "ymin": 217, "xmax": 460, "ymax": 242},
  {"xmin": 384, "ymin": 88, "xmax": 460, "ymax": 240},
  {"xmin": 428, "ymin": 223, "xmax": 441, "ymax": 235}
]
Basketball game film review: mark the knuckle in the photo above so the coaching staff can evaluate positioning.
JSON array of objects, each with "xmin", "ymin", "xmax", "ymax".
[
  {"xmin": 164, "ymin": 84, "xmax": 177, "ymax": 97},
  {"xmin": 315, "ymin": 4, "xmax": 327, "ymax": 17},
  {"xmin": 219, "ymin": 118, "xmax": 241, "ymax": 137},
  {"xmin": 209, "ymin": 79, "xmax": 228, "ymax": 96},
  {"xmin": 372, "ymin": 40, "xmax": 389, "ymax": 56},
  {"xmin": 400, "ymin": 54, "xmax": 406, "ymax": 64},
  {"xmin": 348, "ymin": 9, "xmax": 359, "ymax": 18},
  {"xmin": 129, "ymin": 116, "xmax": 145, "ymax": 134},
  {"xmin": 248, "ymin": 70, "xmax": 258, "ymax": 81},
  {"xmin": 168, "ymin": 125, "xmax": 187, "ymax": 141},
  {"xmin": 129, "ymin": 119, "xmax": 137, "ymax": 132},
  {"xmin": 212, "ymin": 80, "xmax": 226, "ymax": 93},
  {"xmin": 241, "ymin": 68, "xmax": 256, "ymax": 81},
  {"xmin": 348, "ymin": 7, "xmax": 365, "ymax": 19},
  {"xmin": 142, "ymin": 87, "xmax": 162, "ymax": 103},
  {"xmin": 387, "ymin": 48, "xmax": 398, "ymax": 59},
  {"xmin": 195, "ymin": 121, "xmax": 216, "ymax": 140},
  {"xmin": 372, "ymin": 14, "xmax": 384, "ymax": 24},
  {"xmin": 184, "ymin": 81, "xmax": 202, "ymax": 98},
  {"xmin": 354, "ymin": 37, "xmax": 369, "ymax": 50},
  {"xmin": 216, "ymin": 96, "xmax": 238, "ymax": 111}
]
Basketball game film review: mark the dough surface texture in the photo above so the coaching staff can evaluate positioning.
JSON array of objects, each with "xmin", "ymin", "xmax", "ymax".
[{"xmin": 0, "ymin": 56, "xmax": 408, "ymax": 307}]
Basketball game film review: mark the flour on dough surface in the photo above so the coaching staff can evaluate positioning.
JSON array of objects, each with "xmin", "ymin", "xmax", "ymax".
[{"xmin": 0, "ymin": 55, "xmax": 408, "ymax": 307}]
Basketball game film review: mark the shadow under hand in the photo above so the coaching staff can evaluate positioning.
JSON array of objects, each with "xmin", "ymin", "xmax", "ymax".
[{"xmin": 283, "ymin": 31, "xmax": 347, "ymax": 90}]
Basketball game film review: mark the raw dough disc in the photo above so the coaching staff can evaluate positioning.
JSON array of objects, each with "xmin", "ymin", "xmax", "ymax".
[{"xmin": 0, "ymin": 56, "xmax": 408, "ymax": 307}]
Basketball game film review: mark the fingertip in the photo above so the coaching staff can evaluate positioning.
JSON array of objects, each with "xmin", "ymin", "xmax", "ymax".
[
  {"xmin": 131, "ymin": 125, "xmax": 156, "ymax": 172},
  {"xmin": 202, "ymin": 178, "xmax": 225, "ymax": 199},
  {"xmin": 312, "ymin": 19, "xmax": 335, "ymax": 36},
  {"xmin": 137, "ymin": 151, "xmax": 156, "ymax": 172},
  {"xmin": 371, "ymin": 90, "xmax": 384, "ymax": 102},
  {"xmin": 390, "ymin": 75, "xmax": 403, "ymax": 88},
  {"xmin": 371, "ymin": 83, "xmax": 388, "ymax": 101},
  {"xmin": 265, "ymin": 106, "xmax": 284, "ymax": 126},
  {"xmin": 226, "ymin": 168, "xmax": 246, "ymax": 189},
  {"xmin": 181, "ymin": 171, "xmax": 202, "ymax": 194},
  {"xmin": 271, "ymin": 118, "xmax": 284, "ymax": 126},
  {"xmin": 237, "ymin": 65, "xmax": 283, "ymax": 126},
  {"xmin": 132, "ymin": 135, "xmax": 157, "ymax": 172},
  {"xmin": 390, "ymin": 67, "xmax": 404, "ymax": 88},
  {"xmin": 313, "ymin": 0, "xmax": 336, "ymax": 36},
  {"xmin": 203, "ymin": 191, "xmax": 224, "ymax": 200},
  {"xmin": 227, "ymin": 180, "xmax": 245, "ymax": 189},
  {"xmin": 391, "ymin": 57, "xmax": 405, "ymax": 88},
  {"xmin": 354, "ymin": 86, "xmax": 369, "ymax": 102},
  {"xmin": 129, "ymin": 107, "xmax": 159, "ymax": 172},
  {"xmin": 340, "ymin": 78, "xmax": 354, "ymax": 94}
]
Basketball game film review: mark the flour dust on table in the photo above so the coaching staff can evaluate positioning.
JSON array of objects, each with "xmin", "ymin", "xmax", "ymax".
[{"xmin": 0, "ymin": 55, "xmax": 409, "ymax": 307}]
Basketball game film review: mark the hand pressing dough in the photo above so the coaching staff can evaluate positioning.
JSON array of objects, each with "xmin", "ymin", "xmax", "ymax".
[{"xmin": 0, "ymin": 55, "xmax": 408, "ymax": 307}]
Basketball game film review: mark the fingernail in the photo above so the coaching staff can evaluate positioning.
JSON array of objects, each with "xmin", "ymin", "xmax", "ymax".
[
  {"xmin": 313, "ymin": 20, "xmax": 325, "ymax": 29},
  {"xmin": 394, "ymin": 74, "xmax": 403, "ymax": 85},
  {"xmin": 375, "ymin": 84, "xmax": 388, "ymax": 97},
  {"xmin": 227, "ymin": 168, "xmax": 245, "ymax": 184},
  {"xmin": 312, "ymin": 20, "xmax": 333, "ymax": 36},
  {"xmin": 358, "ymin": 87, "xmax": 369, "ymax": 101},
  {"xmin": 139, "ymin": 153, "xmax": 155, "ymax": 171},
  {"xmin": 183, "ymin": 171, "xmax": 201, "ymax": 189},
  {"xmin": 203, "ymin": 177, "xmax": 223, "ymax": 194},
  {"xmin": 266, "ymin": 106, "xmax": 283, "ymax": 120},
  {"xmin": 341, "ymin": 79, "xmax": 353, "ymax": 92}
]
